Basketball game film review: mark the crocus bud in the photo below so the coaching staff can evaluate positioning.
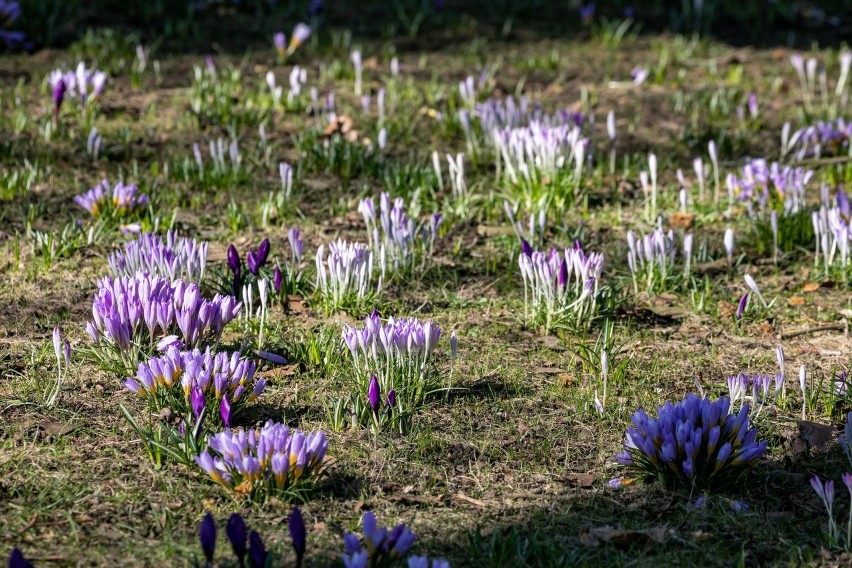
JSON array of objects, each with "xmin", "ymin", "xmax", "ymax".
[
  {"xmin": 257, "ymin": 238, "xmax": 270, "ymax": 266},
  {"xmin": 289, "ymin": 506, "xmax": 306, "ymax": 563},
  {"xmin": 52, "ymin": 327, "xmax": 62, "ymax": 363},
  {"xmin": 199, "ymin": 513, "xmax": 216, "ymax": 564},
  {"xmin": 776, "ymin": 346, "xmax": 785, "ymax": 375},
  {"xmin": 273, "ymin": 266, "xmax": 283, "ymax": 294},
  {"xmin": 249, "ymin": 531, "xmax": 267, "ymax": 567},
  {"xmin": 247, "ymin": 250, "xmax": 259, "ymax": 275},
  {"xmin": 520, "ymin": 238, "xmax": 533, "ymax": 257},
  {"xmin": 274, "ymin": 32, "xmax": 286, "ymax": 56},
  {"xmin": 735, "ymin": 293, "xmax": 748, "ymax": 321},
  {"xmin": 227, "ymin": 514, "xmax": 247, "ymax": 563},
  {"xmin": 8, "ymin": 548, "xmax": 32, "ymax": 568},
  {"xmin": 450, "ymin": 331, "xmax": 457, "ymax": 360},
  {"xmin": 220, "ymin": 394, "xmax": 231, "ymax": 427},
  {"xmin": 386, "ymin": 389, "xmax": 396, "ymax": 408},
  {"xmin": 191, "ymin": 386, "xmax": 205, "ymax": 420},
  {"xmin": 227, "ymin": 244, "xmax": 240, "ymax": 274},
  {"xmin": 53, "ymin": 78, "xmax": 66, "ymax": 111},
  {"xmin": 63, "ymin": 340, "xmax": 71, "ymax": 368},
  {"xmin": 368, "ymin": 375, "xmax": 381, "ymax": 415},
  {"xmin": 724, "ymin": 228, "xmax": 735, "ymax": 262},
  {"xmin": 799, "ymin": 366, "xmax": 807, "ymax": 395},
  {"xmin": 606, "ymin": 111, "xmax": 616, "ymax": 142}
]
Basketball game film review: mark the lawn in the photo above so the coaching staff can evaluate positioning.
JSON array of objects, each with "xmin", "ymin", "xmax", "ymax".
[{"xmin": 2, "ymin": 1, "xmax": 852, "ymax": 566}]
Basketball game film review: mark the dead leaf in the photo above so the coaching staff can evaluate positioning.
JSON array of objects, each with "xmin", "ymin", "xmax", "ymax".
[
  {"xmin": 40, "ymin": 422, "xmax": 73, "ymax": 436},
  {"xmin": 803, "ymin": 282, "xmax": 821, "ymax": 293},
  {"xmin": 363, "ymin": 56, "xmax": 379, "ymax": 70},
  {"xmin": 453, "ymin": 493, "xmax": 488, "ymax": 508},
  {"xmin": 579, "ymin": 525, "xmax": 668, "ymax": 547},
  {"xmin": 287, "ymin": 295, "xmax": 306, "ymax": 313},
  {"xmin": 669, "ymin": 212, "xmax": 696, "ymax": 230},
  {"xmin": 566, "ymin": 473, "xmax": 597, "ymax": 487},
  {"xmin": 535, "ymin": 367, "xmax": 564, "ymax": 374},
  {"xmin": 558, "ymin": 373, "xmax": 575, "ymax": 387},
  {"xmin": 322, "ymin": 115, "xmax": 354, "ymax": 136},
  {"xmin": 789, "ymin": 297, "xmax": 806, "ymax": 306},
  {"xmin": 797, "ymin": 421, "xmax": 837, "ymax": 451}
]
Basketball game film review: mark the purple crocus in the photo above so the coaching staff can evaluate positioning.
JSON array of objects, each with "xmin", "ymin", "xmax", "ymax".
[
  {"xmin": 289, "ymin": 506, "xmax": 306, "ymax": 566},
  {"xmin": 288, "ymin": 23, "xmax": 311, "ymax": 54},
  {"xmin": 368, "ymin": 375, "xmax": 381, "ymax": 415},
  {"xmin": 257, "ymin": 239, "xmax": 270, "ymax": 266},
  {"xmin": 273, "ymin": 266, "xmax": 283, "ymax": 294},
  {"xmin": 52, "ymin": 76, "xmax": 66, "ymax": 121},
  {"xmin": 249, "ymin": 531, "xmax": 267, "ymax": 567},
  {"xmin": 227, "ymin": 244, "xmax": 241, "ymax": 275},
  {"xmin": 274, "ymin": 32, "xmax": 286, "ymax": 57},
  {"xmin": 191, "ymin": 386, "xmax": 205, "ymax": 420},
  {"xmin": 8, "ymin": 548, "xmax": 33, "ymax": 568},
  {"xmin": 735, "ymin": 293, "xmax": 748, "ymax": 321},
  {"xmin": 226, "ymin": 513, "xmax": 247, "ymax": 563},
  {"xmin": 220, "ymin": 394, "xmax": 231, "ymax": 427},
  {"xmin": 386, "ymin": 389, "xmax": 396, "ymax": 408},
  {"xmin": 247, "ymin": 251, "xmax": 259, "ymax": 275},
  {"xmin": 199, "ymin": 513, "xmax": 216, "ymax": 564},
  {"xmin": 520, "ymin": 238, "xmax": 533, "ymax": 257}
]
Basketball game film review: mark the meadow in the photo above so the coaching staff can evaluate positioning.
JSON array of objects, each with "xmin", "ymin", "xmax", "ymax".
[{"xmin": 2, "ymin": 0, "xmax": 852, "ymax": 566}]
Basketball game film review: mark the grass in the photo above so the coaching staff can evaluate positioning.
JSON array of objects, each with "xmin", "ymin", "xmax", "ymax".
[{"xmin": 2, "ymin": 2, "xmax": 852, "ymax": 566}]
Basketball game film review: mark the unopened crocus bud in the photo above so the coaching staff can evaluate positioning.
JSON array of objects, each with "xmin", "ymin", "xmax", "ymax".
[
  {"xmin": 199, "ymin": 513, "xmax": 216, "ymax": 564},
  {"xmin": 289, "ymin": 506, "xmax": 306, "ymax": 564},
  {"xmin": 273, "ymin": 266, "xmax": 283, "ymax": 294},
  {"xmin": 247, "ymin": 250, "xmax": 259, "ymax": 275},
  {"xmin": 606, "ymin": 111, "xmax": 616, "ymax": 142},
  {"xmin": 735, "ymin": 293, "xmax": 748, "ymax": 321},
  {"xmin": 63, "ymin": 340, "xmax": 71, "ymax": 368},
  {"xmin": 386, "ymin": 389, "xmax": 396, "ymax": 408},
  {"xmin": 227, "ymin": 514, "xmax": 247, "ymax": 563},
  {"xmin": 249, "ymin": 531, "xmax": 267, "ymax": 568},
  {"xmin": 52, "ymin": 326, "xmax": 61, "ymax": 363},
  {"xmin": 776, "ymin": 346, "xmax": 785, "ymax": 375},
  {"xmin": 53, "ymin": 77, "xmax": 66, "ymax": 112},
  {"xmin": 724, "ymin": 228, "xmax": 734, "ymax": 262},
  {"xmin": 227, "ymin": 244, "xmax": 240, "ymax": 274},
  {"xmin": 288, "ymin": 23, "xmax": 311, "ymax": 54},
  {"xmin": 274, "ymin": 32, "xmax": 286, "ymax": 57},
  {"xmin": 799, "ymin": 365, "xmax": 806, "ymax": 395},
  {"xmin": 191, "ymin": 386, "xmax": 205, "ymax": 420},
  {"xmin": 220, "ymin": 394, "xmax": 231, "ymax": 427},
  {"xmin": 9, "ymin": 548, "xmax": 33, "ymax": 568},
  {"xmin": 256, "ymin": 238, "xmax": 270, "ymax": 267},
  {"xmin": 520, "ymin": 238, "xmax": 533, "ymax": 257},
  {"xmin": 450, "ymin": 331, "xmax": 457, "ymax": 360},
  {"xmin": 368, "ymin": 375, "xmax": 381, "ymax": 415}
]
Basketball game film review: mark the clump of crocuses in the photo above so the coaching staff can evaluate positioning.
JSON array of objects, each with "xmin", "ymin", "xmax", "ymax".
[
  {"xmin": 85, "ymin": 272, "xmax": 241, "ymax": 372},
  {"xmin": 333, "ymin": 311, "xmax": 451, "ymax": 432},
  {"xmin": 74, "ymin": 179, "xmax": 149, "ymax": 220},
  {"xmin": 518, "ymin": 242, "xmax": 604, "ymax": 334},
  {"xmin": 315, "ymin": 239, "xmax": 383, "ymax": 314},
  {"xmin": 342, "ymin": 511, "xmax": 416, "ymax": 568},
  {"xmin": 616, "ymin": 394, "xmax": 767, "ymax": 491},
  {"xmin": 359, "ymin": 192, "xmax": 441, "ymax": 274},
  {"xmin": 108, "ymin": 231, "xmax": 208, "ymax": 284},
  {"xmin": 49, "ymin": 62, "xmax": 107, "ymax": 116},
  {"xmin": 124, "ymin": 346, "xmax": 265, "ymax": 428},
  {"xmin": 195, "ymin": 420, "xmax": 328, "ymax": 501}
]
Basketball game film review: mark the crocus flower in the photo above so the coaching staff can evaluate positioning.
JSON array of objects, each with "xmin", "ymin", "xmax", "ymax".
[
  {"xmin": 735, "ymin": 293, "xmax": 748, "ymax": 321},
  {"xmin": 227, "ymin": 514, "xmax": 247, "ymax": 563},
  {"xmin": 289, "ymin": 506, "xmax": 306, "ymax": 565},
  {"xmin": 220, "ymin": 394, "xmax": 231, "ymax": 427},
  {"xmin": 744, "ymin": 274, "xmax": 767, "ymax": 308},
  {"xmin": 274, "ymin": 32, "xmax": 286, "ymax": 57},
  {"xmin": 191, "ymin": 386, "xmax": 206, "ymax": 420},
  {"xmin": 199, "ymin": 512, "xmax": 216, "ymax": 564},
  {"xmin": 108, "ymin": 232, "xmax": 207, "ymax": 284},
  {"xmin": 8, "ymin": 548, "xmax": 33, "ymax": 568},
  {"xmin": 249, "ymin": 531, "xmax": 267, "ymax": 567},
  {"xmin": 631, "ymin": 66, "xmax": 649, "ymax": 85},
  {"xmin": 228, "ymin": 244, "xmax": 241, "ymax": 275},
  {"xmin": 368, "ymin": 375, "xmax": 381, "ymax": 415},
  {"xmin": 386, "ymin": 389, "xmax": 396, "ymax": 408},
  {"xmin": 288, "ymin": 23, "xmax": 311, "ymax": 54},
  {"xmin": 724, "ymin": 228, "xmax": 734, "ymax": 263}
]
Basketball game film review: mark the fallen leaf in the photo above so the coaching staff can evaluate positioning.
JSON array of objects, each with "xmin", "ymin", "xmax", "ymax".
[
  {"xmin": 579, "ymin": 525, "xmax": 668, "ymax": 547},
  {"xmin": 797, "ymin": 421, "xmax": 837, "ymax": 451},
  {"xmin": 789, "ymin": 297, "xmax": 806, "ymax": 306},
  {"xmin": 535, "ymin": 367, "xmax": 564, "ymax": 374},
  {"xmin": 669, "ymin": 212, "xmax": 695, "ymax": 229},
  {"xmin": 803, "ymin": 282, "xmax": 821, "ymax": 293},
  {"xmin": 566, "ymin": 473, "xmax": 597, "ymax": 487}
]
